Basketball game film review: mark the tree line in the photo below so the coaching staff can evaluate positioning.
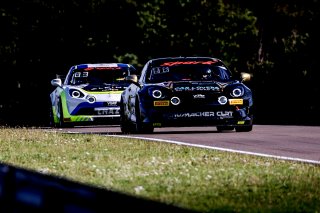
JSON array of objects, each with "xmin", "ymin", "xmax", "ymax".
[{"xmin": 0, "ymin": 0, "xmax": 319, "ymax": 126}]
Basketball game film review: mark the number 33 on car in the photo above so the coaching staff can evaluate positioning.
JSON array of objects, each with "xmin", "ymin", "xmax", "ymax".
[{"xmin": 49, "ymin": 63, "xmax": 136, "ymax": 127}]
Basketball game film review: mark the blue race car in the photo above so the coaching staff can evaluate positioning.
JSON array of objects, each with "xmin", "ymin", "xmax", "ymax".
[
  {"xmin": 50, "ymin": 63, "xmax": 136, "ymax": 127},
  {"xmin": 120, "ymin": 57, "xmax": 253, "ymax": 133}
]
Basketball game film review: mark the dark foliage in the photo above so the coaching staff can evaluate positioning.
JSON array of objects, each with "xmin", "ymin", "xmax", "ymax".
[{"xmin": 0, "ymin": 0, "xmax": 319, "ymax": 126}]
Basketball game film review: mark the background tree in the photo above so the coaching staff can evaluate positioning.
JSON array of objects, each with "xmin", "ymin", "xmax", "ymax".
[{"xmin": 0, "ymin": 0, "xmax": 319, "ymax": 126}]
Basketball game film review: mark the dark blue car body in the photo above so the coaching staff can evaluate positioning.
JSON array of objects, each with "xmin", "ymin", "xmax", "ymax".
[{"xmin": 120, "ymin": 57, "xmax": 253, "ymax": 133}]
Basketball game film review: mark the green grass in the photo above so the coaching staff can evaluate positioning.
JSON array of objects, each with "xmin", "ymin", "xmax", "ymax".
[{"xmin": 0, "ymin": 127, "xmax": 319, "ymax": 212}]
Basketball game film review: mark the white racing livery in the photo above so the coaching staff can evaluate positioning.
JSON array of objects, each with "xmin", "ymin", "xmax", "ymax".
[{"xmin": 50, "ymin": 63, "xmax": 136, "ymax": 127}]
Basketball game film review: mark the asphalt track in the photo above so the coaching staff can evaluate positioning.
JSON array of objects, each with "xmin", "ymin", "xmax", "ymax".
[{"xmin": 53, "ymin": 124, "xmax": 320, "ymax": 165}]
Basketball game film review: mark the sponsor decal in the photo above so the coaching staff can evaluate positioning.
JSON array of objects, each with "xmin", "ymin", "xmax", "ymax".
[
  {"xmin": 153, "ymin": 123, "xmax": 162, "ymax": 127},
  {"xmin": 106, "ymin": 101, "xmax": 118, "ymax": 106},
  {"xmin": 95, "ymin": 107, "xmax": 120, "ymax": 115},
  {"xmin": 154, "ymin": 100, "xmax": 170, "ymax": 106},
  {"xmin": 216, "ymin": 111, "xmax": 233, "ymax": 117},
  {"xmin": 172, "ymin": 111, "xmax": 233, "ymax": 118},
  {"xmin": 152, "ymin": 67, "xmax": 170, "ymax": 74},
  {"xmin": 229, "ymin": 99, "xmax": 243, "ymax": 105},
  {"xmin": 193, "ymin": 94, "xmax": 205, "ymax": 99},
  {"xmin": 86, "ymin": 90, "xmax": 123, "ymax": 94},
  {"xmin": 174, "ymin": 86, "xmax": 220, "ymax": 92},
  {"xmin": 160, "ymin": 60, "xmax": 218, "ymax": 66},
  {"xmin": 87, "ymin": 63, "xmax": 118, "ymax": 68},
  {"xmin": 84, "ymin": 67, "xmax": 121, "ymax": 71}
]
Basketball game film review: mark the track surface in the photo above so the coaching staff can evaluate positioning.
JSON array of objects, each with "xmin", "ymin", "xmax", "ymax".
[{"xmin": 54, "ymin": 125, "xmax": 320, "ymax": 164}]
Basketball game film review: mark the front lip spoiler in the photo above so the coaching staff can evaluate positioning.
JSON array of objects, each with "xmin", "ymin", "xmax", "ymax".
[
  {"xmin": 148, "ymin": 119, "xmax": 253, "ymax": 128},
  {"xmin": 142, "ymin": 114, "xmax": 253, "ymax": 127},
  {"xmin": 63, "ymin": 114, "xmax": 121, "ymax": 123}
]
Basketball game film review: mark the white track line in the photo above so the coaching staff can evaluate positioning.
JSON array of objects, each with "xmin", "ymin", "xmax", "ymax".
[
  {"xmin": 59, "ymin": 130, "xmax": 320, "ymax": 165},
  {"xmin": 109, "ymin": 134, "xmax": 320, "ymax": 165}
]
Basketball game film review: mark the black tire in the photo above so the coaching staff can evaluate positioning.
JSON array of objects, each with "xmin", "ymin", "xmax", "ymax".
[
  {"xmin": 120, "ymin": 99, "xmax": 134, "ymax": 134},
  {"xmin": 216, "ymin": 126, "xmax": 234, "ymax": 132},
  {"xmin": 135, "ymin": 101, "xmax": 154, "ymax": 134},
  {"xmin": 57, "ymin": 98, "xmax": 73, "ymax": 128},
  {"xmin": 49, "ymin": 106, "xmax": 56, "ymax": 128},
  {"xmin": 235, "ymin": 125, "xmax": 253, "ymax": 132},
  {"xmin": 57, "ymin": 98, "xmax": 64, "ymax": 128},
  {"xmin": 120, "ymin": 116, "xmax": 132, "ymax": 134},
  {"xmin": 140, "ymin": 123, "xmax": 154, "ymax": 134},
  {"xmin": 48, "ymin": 97, "xmax": 56, "ymax": 128}
]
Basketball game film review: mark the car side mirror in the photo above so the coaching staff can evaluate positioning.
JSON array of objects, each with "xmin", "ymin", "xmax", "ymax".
[
  {"xmin": 51, "ymin": 78, "xmax": 62, "ymax": 87},
  {"xmin": 240, "ymin": 72, "xmax": 252, "ymax": 82}
]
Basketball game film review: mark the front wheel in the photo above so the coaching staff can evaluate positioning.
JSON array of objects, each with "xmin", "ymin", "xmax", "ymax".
[
  {"xmin": 216, "ymin": 126, "xmax": 234, "ymax": 132},
  {"xmin": 235, "ymin": 125, "xmax": 253, "ymax": 132},
  {"xmin": 55, "ymin": 98, "xmax": 64, "ymax": 128},
  {"xmin": 135, "ymin": 103, "xmax": 154, "ymax": 134},
  {"xmin": 57, "ymin": 98, "xmax": 73, "ymax": 128},
  {"xmin": 48, "ymin": 97, "xmax": 56, "ymax": 128},
  {"xmin": 49, "ymin": 106, "xmax": 56, "ymax": 128},
  {"xmin": 120, "ymin": 118, "xmax": 133, "ymax": 134},
  {"xmin": 120, "ymin": 100, "xmax": 135, "ymax": 134}
]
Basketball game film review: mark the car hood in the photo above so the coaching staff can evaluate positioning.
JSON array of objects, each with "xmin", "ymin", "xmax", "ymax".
[{"xmin": 154, "ymin": 81, "xmax": 236, "ymax": 92}]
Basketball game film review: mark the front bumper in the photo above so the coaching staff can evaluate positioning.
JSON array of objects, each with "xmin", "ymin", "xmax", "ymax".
[{"xmin": 140, "ymin": 101, "xmax": 253, "ymax": 128}]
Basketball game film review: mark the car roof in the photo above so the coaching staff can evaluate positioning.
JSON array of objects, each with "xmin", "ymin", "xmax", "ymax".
[
  {"xmin": 150, "ymin": 56, "xmax": 220, "ymax": 61},
  {"xmin": 71, "ymin": 63, "xmax": 135, "ymax": 70},
  {"xmin": 148, "ymin": 56, "xmax": 223, "ymax": 67}
]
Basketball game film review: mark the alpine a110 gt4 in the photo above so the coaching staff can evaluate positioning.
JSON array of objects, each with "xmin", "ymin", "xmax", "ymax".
[
  {"xmin": 120, "ymin": 57, "xmax": 253, "ymax": 133},
  {"xmin": 50, "ymin": 63, "xmax": 136, "ymax": 127}
]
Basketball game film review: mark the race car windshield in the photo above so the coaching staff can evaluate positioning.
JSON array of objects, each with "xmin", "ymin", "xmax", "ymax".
[
  {"xmin": 69, "ymin": 68, "xmax": 129, "ymax": 85},
  {"xmin": 147, "ymin": 64, "xmax": 231, "ymax": 83}
]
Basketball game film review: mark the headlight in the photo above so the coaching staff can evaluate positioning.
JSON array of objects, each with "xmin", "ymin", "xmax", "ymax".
[
  {"xmin": 171, "ymin": 97, "xmax": 180, "ymax": 105},
  {"xmin": 69, "ymin": 89, "xmax": 85, "ymax": 98},
  {"xmin": 148, "ymin": 87, "xmax": 165, "ymax": 99},
  {"xmin": 152, "ymin": 90, "xmax": 162, "ymax": 98},
  {"xmin": 218, "ymin": 96, "xmax": 228, "ymax": 105},
  {"xmin": 148, "ymin": 87, "xmax": 170, "ymax": 99},
  {"xmin": 231, "ymin": 86, "xmax": 244, "ymax": 97},
  {"xmin": 86, "ymin": 95, "xmax": 96, "ymax": 103}
]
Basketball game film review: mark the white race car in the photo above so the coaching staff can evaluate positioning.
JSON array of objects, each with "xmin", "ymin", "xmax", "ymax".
[{"xmin": 50, "ymin": 63, "xmax": 136, "ymax": 127}]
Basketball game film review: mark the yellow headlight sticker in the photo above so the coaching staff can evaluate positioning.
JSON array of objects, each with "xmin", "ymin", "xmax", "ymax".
[
  {"xmin": 154, "ymin": 100, "xmax": 170, "ymax": 106},
  {"xmin": 237, "ymin": 121, "xmax": 245, "ymax": 124},
  {"xmin": 229, "ymin": 99, "xmax": 243, "ymax": 105}
]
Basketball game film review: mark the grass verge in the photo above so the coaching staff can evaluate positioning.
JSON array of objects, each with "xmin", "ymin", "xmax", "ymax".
[{"xmin": 0, "ymin": 127, "xmax": 319, "ymax": 212}]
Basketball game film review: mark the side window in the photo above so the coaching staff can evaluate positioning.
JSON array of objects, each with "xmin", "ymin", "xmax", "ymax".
[
  {"xmin": 148, "ymin": 67, "xmax": 171, "ymax": 82},
  {"xmin": 141, "ymin": 62, "xmax": 151, "ymax": 83},
  {"xmin": 216, "ymin": 66, "xmax": 230, "ymax": 80},
  {"xmin": 70, "ymin": 71, "xmax": 88, "ymax": 85}
]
